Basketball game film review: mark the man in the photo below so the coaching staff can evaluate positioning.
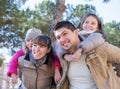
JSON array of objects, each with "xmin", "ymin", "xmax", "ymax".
[{"xmin": 53, "ymin": 21, "xmax": 120, "ymax": 89}]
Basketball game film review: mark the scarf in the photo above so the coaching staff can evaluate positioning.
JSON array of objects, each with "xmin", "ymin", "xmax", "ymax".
[{"xmin": 79, "ymin": 30, "xmax": 96, "ymax": 39}]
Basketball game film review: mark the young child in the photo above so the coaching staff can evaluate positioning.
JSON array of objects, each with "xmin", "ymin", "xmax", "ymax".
[
  {"xmin": 7, "ymin": 28, "xmax": 42, "ymax": 84},
  {"xmin": 7, "ymin": 28, "xmax": 61, "ymax": 84},
  {"xmin": 18, "ymin": 35, "xmax": 60, "ymax": 89},
  {"xmin": 54, "ymin": 13, "xmax": 105, "ymax": 62}
]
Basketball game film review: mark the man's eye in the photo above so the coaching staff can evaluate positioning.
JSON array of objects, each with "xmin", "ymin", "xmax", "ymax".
[
  {"xmin": 57, "ymin": 36, "xmax": 60, "ymax": 40},
  {"xmin": 63, "ymin": 32, "xmax": 67, "ymax": 36}
]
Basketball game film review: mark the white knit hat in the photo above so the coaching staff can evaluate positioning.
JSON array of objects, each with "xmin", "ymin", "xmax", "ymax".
[{"xmin": 25, "ymin": 28, "xmax": 42, "ymax": 40}]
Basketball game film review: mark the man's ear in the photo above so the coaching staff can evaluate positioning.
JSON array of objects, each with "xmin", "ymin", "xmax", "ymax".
[{"xmin": 74, "ymin": 29, "xmax": 79, "ymax": 35}]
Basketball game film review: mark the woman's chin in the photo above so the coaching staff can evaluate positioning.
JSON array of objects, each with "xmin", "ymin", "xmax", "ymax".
[{"xmin": 33, "ymin": 56, "xmax": 41, "ymax": 60}]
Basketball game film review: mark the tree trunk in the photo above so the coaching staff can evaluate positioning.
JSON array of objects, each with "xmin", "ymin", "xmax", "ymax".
[{"xmin": 49, "ymin": 0, "xmax": 66, "ymax": 41}]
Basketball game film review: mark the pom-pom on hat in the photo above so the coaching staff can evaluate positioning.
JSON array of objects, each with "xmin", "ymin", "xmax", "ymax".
[{"xmin": 25, "ymin": 28, "xmax": 42, "ymax": 40}]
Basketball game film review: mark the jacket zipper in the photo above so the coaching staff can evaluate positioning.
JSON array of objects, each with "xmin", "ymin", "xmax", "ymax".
[{"xmin": 35, "ymin": 66, "xmax": 38, "ymax": 89}]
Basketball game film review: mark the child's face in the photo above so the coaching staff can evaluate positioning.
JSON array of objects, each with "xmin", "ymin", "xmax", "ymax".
[
  {"xmin": 25, "ymin": 39, "xmax": 33, "ymax": 50},
  {"xmin": 82, "ymin": 16, "xmax": 99, "ymax": 31},
  {"xmin": 32, "ymin": 43, "xmax": 50, "ymax": 60}
]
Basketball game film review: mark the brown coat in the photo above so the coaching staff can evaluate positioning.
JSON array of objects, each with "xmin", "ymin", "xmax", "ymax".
[
  {"xmin": 18, "ymin": 56, "xmax": 54, "ymax": 89},
  {"xmin": 57, "ymin": 42, "xmax": 120, "ymax": 89}
]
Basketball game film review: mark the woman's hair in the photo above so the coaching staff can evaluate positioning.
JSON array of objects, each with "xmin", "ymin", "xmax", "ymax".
[
  {"xmin": 77, "ymin": 13, "xmax": 105, "ymax": 37},
  {"xmin": 33, "ymin": 35, "xmax": 55, "ymax": 69},
  {"xmin": 22, "ymin": 28, "xmax": 42, "ymax": 54}
]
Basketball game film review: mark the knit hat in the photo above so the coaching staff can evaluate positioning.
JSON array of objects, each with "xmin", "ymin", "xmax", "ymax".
[{"xmin": 25, "ymin": 28, "xmax": 42, "ymax": 40}]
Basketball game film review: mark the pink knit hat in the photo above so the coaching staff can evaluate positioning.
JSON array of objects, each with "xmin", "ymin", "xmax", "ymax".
[{"xmin": 25, "ymin": 28, "xmax": 42, "ymax": 40}]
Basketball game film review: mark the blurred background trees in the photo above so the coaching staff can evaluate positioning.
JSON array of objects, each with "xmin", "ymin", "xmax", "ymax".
[
  {"xmin": 104, "ymin": 21, "xmax": 120, "ymax": 47},
  {"xmin": 0, "ymin": 55, "xmax": 4, "ymax": 67},
  {"xmin": 0, "ymin": 0, "xmax": 120, "ymax": 55}
]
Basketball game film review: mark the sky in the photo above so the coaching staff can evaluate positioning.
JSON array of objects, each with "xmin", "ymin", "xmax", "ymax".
[{"xmin": 22, "ymin": 0, "xmax": 120, "ymax": 23}]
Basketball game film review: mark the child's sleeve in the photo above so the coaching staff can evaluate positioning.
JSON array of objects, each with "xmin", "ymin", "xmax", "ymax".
[
  {"xmin": 54, "ymin": 41, "xmax": 68, "ymax": 59},
  {"xmin": 78, "ymin": 33, "xmax": 105, "ymax": 53},
  {"xmin": 53, "ymin": 52, "xmax": 61, "ymax": 71},
  {"xmin": 7, "ymin": 49, "xmax": 24, "ymax": 77}
]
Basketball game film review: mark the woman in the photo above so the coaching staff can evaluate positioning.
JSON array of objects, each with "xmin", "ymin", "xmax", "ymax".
[{"xmin": 18, "ymin": 35, "xmax": 58, "ymax": 89}]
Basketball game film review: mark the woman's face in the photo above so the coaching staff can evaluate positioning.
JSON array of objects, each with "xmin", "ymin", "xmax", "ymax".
[
  {"xmin": 82, "ymin": 16, "xmax": 99, "ymax": 31},
  {"xmin": 32, "ymin": 43, "xmax": 50, "ymax": 60}
]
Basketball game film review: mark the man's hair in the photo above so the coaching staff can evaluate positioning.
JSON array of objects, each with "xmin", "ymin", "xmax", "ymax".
[{"xmin": 53, "ymin": 21, "xmax": 76, "ymax": 32}]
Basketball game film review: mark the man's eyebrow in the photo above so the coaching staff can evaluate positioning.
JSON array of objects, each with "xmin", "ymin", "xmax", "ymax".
[
  {"xmin": 61, "ymin": 30, "xmax": 67, "ymax": 35},
  {"xmin": 56, "ymin": 31, "xmax": 66, "ymax": 39},
  {"xmin": 57, "ymin": 30, "xmax": 66, "ymax": 36}
]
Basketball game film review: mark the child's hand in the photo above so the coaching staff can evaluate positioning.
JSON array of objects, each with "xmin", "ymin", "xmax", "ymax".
[
  {"xmin": 11, "ymin": 73, "xmax": 18, "ymax": 84},
  {"xmin": 64, "ymin": 48, "xmax": 82, "ymax": 62},
  {"xmin": 54, "ymin": 67, "xmax": 61, "ymax": 84},
  {"xmin": 71, "ymin": 48, "xmax": 82, "ymax": 61},
  {"xmin": 64, "ymin": 54, "xmax": 73, "ymax": 62}
]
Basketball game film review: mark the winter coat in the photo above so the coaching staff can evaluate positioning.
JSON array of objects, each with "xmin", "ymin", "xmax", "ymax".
[
  {"xmin": 56, "ymin": 42, "xmax": 120, "ymax": 89},
  {"xmin": 18, "ymin": 53, "xmax": 54, "ymax": 89},
  {"xmin": 7, "ymin": 49, "xmax": 61, "ymax": 77}
]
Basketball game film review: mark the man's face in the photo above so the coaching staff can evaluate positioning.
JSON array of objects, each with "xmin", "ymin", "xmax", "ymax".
[{"xmin": 54, "ymin": 27, "xmax": 79, "ymax": 51}]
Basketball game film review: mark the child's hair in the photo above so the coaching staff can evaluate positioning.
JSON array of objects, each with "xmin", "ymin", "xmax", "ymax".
[
  {"xmin": 77, "ymin": 13, "xmax": 105, "ymax": 37},
  {"xmin": 33, "ymin": 35, "xmax": 55, "ymax": 69},
  {"xmin": 22, "ymin": 28, "xmax": 42, "ymax": 54}
]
